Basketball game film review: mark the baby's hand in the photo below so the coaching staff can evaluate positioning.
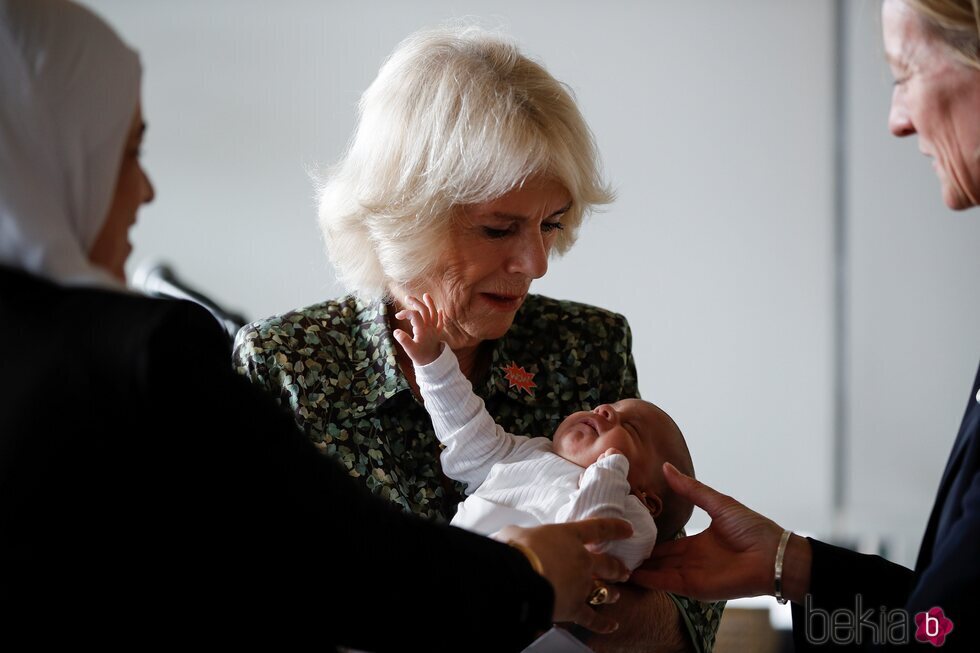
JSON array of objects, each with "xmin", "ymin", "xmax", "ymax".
[
  {"xmin": 393, "ymin": 293, "xmax": 446, "ymax": 366},
  {"xmin": 597, "ymin": 448, "xmax": 624, "ymax": 462}
]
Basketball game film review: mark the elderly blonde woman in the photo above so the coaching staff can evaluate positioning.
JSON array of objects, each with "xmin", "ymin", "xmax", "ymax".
[
  {"xmin": 234, "ymin": 26, "xmax": 722, "ymax": 652},
  {"xmin": 0, "ymin": 1, "xmax": 643, "ymax": 647},
  {"xmin": 634, "ymin": 0, "xmax": 980, "ymax": 650}
]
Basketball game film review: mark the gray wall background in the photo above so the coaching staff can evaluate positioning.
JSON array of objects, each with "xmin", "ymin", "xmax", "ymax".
[{"xmin": 82, "ymin": 0, "xmax": 980, "ymax": 568}]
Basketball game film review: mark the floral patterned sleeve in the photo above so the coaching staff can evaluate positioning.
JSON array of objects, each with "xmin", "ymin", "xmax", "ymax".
[
  {"xmin": 232, "ymin": 325, "xmax": 267, "ymax": 388},
  {"xmin": 233, "ymin": 322, "xmax": 289, "ymax": 407}
]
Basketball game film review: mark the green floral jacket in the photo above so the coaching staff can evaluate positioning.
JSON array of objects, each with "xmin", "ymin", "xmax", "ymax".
[{"xmin": 234, "ymin": 294, "xmax": 723, "ymax": 652}]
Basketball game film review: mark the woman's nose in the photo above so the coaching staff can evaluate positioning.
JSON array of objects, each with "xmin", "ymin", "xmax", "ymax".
[
  {"xmin": 506, "ymin": 230, "xmax": 549, "ymax": 279},
  {"xmin": 888, "ymin": 90, "xmax": 915, "ymax": 137}
]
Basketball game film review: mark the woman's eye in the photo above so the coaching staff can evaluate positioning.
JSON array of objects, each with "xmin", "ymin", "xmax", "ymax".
[
  {"xmin": 482, "ymin": 226, "xmax": 512, "ymax": 239},
  {"xmin": 483, "ymin": 221, "xmax": 563, "ymax": 239}
]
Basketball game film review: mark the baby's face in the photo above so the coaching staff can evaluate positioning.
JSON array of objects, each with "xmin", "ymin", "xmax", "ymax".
[{"xmin": 552, "ymin": 399, "xmax": 672, "ymax": 495}]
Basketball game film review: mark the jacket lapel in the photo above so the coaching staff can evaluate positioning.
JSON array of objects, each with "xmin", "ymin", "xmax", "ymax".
[{"xmin": 913, "ymin": 360, "xmax": 980, "ymax": 573}]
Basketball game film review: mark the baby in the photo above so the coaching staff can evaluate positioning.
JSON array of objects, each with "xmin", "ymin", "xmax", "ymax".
[{"xmin": 394, "ymin": 295, "xmax": 695, "ymax": 571}]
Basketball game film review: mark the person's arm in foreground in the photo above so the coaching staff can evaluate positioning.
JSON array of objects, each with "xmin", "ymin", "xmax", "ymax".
[{"xmin": 3, "ymin": 291, "xmax": 637, "ymax": 651}]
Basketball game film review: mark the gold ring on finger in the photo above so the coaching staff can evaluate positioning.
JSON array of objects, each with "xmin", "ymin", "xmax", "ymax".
[{"xmin": 588, "ymin": 582, "xmax": 609, "ymax": 606}]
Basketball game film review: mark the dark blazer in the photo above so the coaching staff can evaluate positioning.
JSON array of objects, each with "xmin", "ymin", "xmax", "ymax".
[
  {"xmin": 0, "ymin": 266, "xmax": 552, "ymax": 650},
  {"xmin": 792, "ymin": 360, "xmax": 980, "ymax": 651}
]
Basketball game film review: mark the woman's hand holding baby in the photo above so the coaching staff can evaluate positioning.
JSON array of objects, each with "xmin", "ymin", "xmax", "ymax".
[
  {"xmin": 393, "ymin": 293, "xmax": 445, "ymax": 366},
  {"xmin": 631, "ymin": 462, "xmax": 812, "ymax": 603},
  {"xmin": 499, "ymin": 519, "xmax": 633, "ymax": 634}
]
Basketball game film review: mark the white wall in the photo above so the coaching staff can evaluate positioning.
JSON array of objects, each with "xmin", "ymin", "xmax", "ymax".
[{"xmin": 80, "ymin": 0, "xmax": 980, "ymax": 567}]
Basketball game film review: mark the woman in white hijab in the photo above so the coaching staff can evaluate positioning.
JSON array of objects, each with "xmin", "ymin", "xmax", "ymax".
[
  {"xmin": 0, "ymin": 1, "xmax": 632, "ymax": 647},
  {"xmin": 0, "ymin": 0, "xmax": 148, "ymax": 286}
]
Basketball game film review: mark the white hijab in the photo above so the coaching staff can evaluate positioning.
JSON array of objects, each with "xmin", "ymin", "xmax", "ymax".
[{"xmin": 0, "ymin": 0, "xmax": 141, "ymax": 288}]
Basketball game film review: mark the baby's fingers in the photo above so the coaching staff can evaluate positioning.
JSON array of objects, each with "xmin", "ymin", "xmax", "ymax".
[
  {"xmin": 408, "ymin": 311, "xmax": 426, "ymax": 334},
  {"xmin": 403, "ymin": 295, "xmax": 429, "ymax": 321},
  {"xmin": 392, "ymin": 328, "xmax": 415, "ymax": 351},
  {"xmin": 406, "ymin": 294, "xmax": 436, "ymax": 325},
  {"xmin": 422, "ymin": 293, "xmax": 439, "ymax": 324},
  {"xmin": 395, "ymin": 309, "xmax": 423, "ymax": 332}
]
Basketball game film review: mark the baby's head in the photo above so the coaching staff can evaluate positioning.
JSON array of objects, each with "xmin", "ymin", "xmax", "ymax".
[{"xmin": 552, "ymin": 399, "xmax": 694, "ymax": 542}]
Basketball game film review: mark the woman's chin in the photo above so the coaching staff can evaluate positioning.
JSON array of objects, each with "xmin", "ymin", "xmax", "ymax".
[
  {"xmin": 439, "ymin": 301, "xmax": 521, "ymax": 349},
  {"xmin": 456, "ymin": 311, "xmax": 518, "ymax": 343},
  {"xmin": 943, "ymin": 187, "xmax": 979, "ymax": 211},
  {"xmin": 479, "ymin": 317, "xmax": 518, "ymax": 342}
]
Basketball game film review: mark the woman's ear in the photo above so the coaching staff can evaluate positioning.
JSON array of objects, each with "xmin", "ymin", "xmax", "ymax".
[{"xmin": 640, "ymin": 491, "xmax": 663, "ymax": 518}]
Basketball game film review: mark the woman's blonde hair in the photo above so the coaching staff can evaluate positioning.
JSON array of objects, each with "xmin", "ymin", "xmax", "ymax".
[
  {"xmin": 317, "ymin": 25, "xmax": 613, "ymax": 301},
  {"xmin": 905, "ymin": 0, "xmax": 980, "ymax": 69}
]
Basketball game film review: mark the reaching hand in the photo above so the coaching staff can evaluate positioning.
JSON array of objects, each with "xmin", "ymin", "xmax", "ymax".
[
  {"xmin": 499, "ymin": 518, "xmax": 633, "ymax": 634},
  {"xmin": 393, "ymin": 293, "xmax": 446, "ymax": 366},
  {"xmin": 630, "ymin": 462, "xmax": 788, "ymax": 602}
]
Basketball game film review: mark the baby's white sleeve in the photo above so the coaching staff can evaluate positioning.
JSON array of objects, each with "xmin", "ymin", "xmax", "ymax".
[
  {"xmin": 414, "ymin": 346, "xmax": 541, "ymax": 493},
  {"xmin": 556, "ymin": 453, "xmax": 658, "ymax": 571}
]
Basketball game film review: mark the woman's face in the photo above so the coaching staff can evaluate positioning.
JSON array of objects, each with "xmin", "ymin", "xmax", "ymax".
[
  {"xmin": 88, "ymin": 103, "xmax": 155, "ymax": 282},
  {"xmin": 883, "ymin": 0, "xmax": 980, "ymax": 210},
  {"xmin": 403, "ymin": 176, "xmax": 572, "ymax": 351}
]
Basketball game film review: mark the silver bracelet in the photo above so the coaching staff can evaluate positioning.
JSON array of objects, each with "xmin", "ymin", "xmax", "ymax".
[{"xmin": 773, "ymin": 529, "xmax": 792, "ymax": 605}]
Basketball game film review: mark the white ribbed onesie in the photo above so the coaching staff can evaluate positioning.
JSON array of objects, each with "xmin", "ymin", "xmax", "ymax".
[{"xmin": 415, "ymin": 346, "xmax": 657, "ymax": 570}]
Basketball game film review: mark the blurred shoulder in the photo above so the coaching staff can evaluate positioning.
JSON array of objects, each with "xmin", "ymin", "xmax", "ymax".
[
  {"xmin": 0, "ymin": 265, "xmax": 221, "ymax": 346},
  {"xmin": 233, "ymin": 295, "xmax": 388, "ymax": 372},
  {"xmin": 0, "ymin": 266, "xmax": 229, "ymax": 397}
]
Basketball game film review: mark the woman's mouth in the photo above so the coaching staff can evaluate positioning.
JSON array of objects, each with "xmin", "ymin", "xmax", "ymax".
[{"xmin": 480, "ymin": 292, "xmax": 525, "ymax": 311}]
